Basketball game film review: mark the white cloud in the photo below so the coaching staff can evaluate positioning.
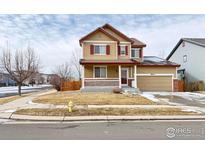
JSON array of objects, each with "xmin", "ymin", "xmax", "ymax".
[{"xmin": 0, "ymin": 14, "xmax": 205, "ymax": 73}]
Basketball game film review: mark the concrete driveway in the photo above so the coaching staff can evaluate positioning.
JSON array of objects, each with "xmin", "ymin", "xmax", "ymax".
[{"xmin": 141, "ymin": 92, "xmax": 205, "ymax": 113}]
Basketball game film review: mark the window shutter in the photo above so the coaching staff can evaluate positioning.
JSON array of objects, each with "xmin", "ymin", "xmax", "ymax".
[
  {"xmin": 106, "ymin": 45, "xmax": 110, "ymax": 55},
  {"xmin": 90, "ymin": 45, "xmax": 94, "ymax": 55},
  {"xmin": 118, "ymin": 46, "xmax": 121, "ymax": 55},
  {"xmin": 139, "ymin": 48, "xmax": 143, "ymax": 58},
  {"xmin": 125, "ymin": 46, "xmax": 128, "ymax": 55}
]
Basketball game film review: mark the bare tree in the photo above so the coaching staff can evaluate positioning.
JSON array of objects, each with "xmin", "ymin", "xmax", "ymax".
[
  {"xmin": 50, "ymin": 74, "xmax": 61, "ymax": 91},
  {"xmin": 53, "ymin": 62, "xmax": 73, "ymax": 81},
  {"xmin": 1, "ymin": 45, "xmax": 40, "ymax": 96},
  {"xmin": 71, "ymin": 48, "xmax": 82, "ymax": 80}
]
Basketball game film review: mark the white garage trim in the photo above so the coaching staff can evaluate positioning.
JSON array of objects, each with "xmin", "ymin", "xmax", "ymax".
[
  {"xmin": 135, "ymin": 73, "xmax": 174, "ymax": 91},
  {"xmin": 136, "ymin": 73, "xmax": 174, "ymax": 77}
]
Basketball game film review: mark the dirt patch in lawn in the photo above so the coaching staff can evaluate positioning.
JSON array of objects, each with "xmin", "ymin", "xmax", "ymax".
[
  {"xmin": 15, "ymin": 107, "xmax": 200, "ymax": 116},
  {"xmin": 32, "ymin": 92, "xmax": 153, "ymax": 105}
]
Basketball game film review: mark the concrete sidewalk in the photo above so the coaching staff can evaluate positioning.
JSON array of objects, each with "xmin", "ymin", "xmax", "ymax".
[
  {"xmin": 0, "ymin": 89, "xmax": 57, "ymax": 119},
  {"xmin": 10, "ymin": 114, "xmax": 205, "ymax": 121}
]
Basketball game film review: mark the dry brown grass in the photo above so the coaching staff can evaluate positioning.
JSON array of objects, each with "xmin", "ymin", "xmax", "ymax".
[
  {"xmin": 15, "ymin": 107, "xmax": 199, "ymax": 116},
  {"xmin": 32, "ymin": 92, "xmax": 153, "ymax": 105},
  {"xmin": 0, "ymin": 94, "xmax": 28, "ymax": 105}
]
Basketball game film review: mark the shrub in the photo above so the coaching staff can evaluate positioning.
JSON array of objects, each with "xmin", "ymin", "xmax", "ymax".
[
  {"xmin": 187, "ymin": 80, "xmax": 204, "ymax": 91},
  {"xmin": 112, "ymin": 87, "xmax": 122, "ymax": 94}
]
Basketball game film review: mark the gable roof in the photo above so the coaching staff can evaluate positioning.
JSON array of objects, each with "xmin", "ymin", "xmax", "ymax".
[
  {"xmin": 79, "ymin": 23, "xmax": 147, "ymax": 47},
  {"xmin": 166, "ymin": 38, "xmax": 205, "ymax": 60},
  {"xmin": 79, "ymin": 27, "xmax": 120, "ymax": 45},
  {"xmin": 102, "ymin": 23, "xmax": 134, "ymax": 43},
  {"xmin": 130, "ymin": 38, "xmax": 146, "ymax": 47}
]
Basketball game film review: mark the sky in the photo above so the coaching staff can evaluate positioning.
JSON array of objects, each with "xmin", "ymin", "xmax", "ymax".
[{"xmin": 0, "ymin": 14, "xmax": 205, "ymax": 74}]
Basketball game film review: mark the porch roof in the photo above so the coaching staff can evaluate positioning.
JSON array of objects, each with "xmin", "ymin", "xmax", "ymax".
[
  {"xmin": 80, "ymin": 59, "xmax": 139, "ymax": 65},
  {"xmin": 80, "ymin": 57, "xmax": 180, "ymax": 67}
]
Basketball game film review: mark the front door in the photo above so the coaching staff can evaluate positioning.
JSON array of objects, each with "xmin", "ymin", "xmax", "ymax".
[{"xmin": 121, "ymin": 68, "xmax": 128, "ymax": 86}]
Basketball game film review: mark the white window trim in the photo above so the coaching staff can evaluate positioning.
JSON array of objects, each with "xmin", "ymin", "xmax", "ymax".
[
  {"xmin": 93, "ymin": 65, "xmax": 107, "ymax": 78},
  {"xmin": 120, "ymin": 42, "xmax": 131, "ymax": 44},
  {"xmin": 93, "ymin": 44, "xmax": 107, "ymax": 55},
  {"xmin": 136, "ymin": 73, "xmax": 174, "ymax": 77}
]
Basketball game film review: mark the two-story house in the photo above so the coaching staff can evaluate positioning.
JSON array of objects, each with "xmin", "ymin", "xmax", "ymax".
[
  {"xmin": 79, "ymin": 24, "xmax": 180, "ymax": 91},
  {"xmin": 166, "ymin": 38, "xmax": 205, "ymax": 90}
]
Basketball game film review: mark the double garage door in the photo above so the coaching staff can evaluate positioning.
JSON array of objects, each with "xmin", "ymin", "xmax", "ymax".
[{"xmin": 137, "ymin": 75, "xmax": 173, "ymax": 92}]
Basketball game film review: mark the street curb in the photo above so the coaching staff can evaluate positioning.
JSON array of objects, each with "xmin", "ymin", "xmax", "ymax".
[{"xmin": 9, "ymin": 114, "xmax": 205, "ymax": 122}]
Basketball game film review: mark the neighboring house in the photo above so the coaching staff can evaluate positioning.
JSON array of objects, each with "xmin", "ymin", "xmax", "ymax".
[
  {"xmin": 0, "ymin": 73, "xmax": 16, "ymax": 87},
  {"xmin": 79, "ymin": 24, "xmax": 180, "ymax": 91},
  {"xmin": 28, "ymin": 73, "xmax": 57, "ymax": 85},
  {"xmin": 166, "ymin": 38, "xmax": 205, "ymax": 87}
]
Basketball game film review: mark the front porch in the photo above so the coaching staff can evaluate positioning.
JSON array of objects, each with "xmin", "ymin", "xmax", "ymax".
[{"xmin": 82, "ymin": 64, "xmax": 137, "ymax": 89}]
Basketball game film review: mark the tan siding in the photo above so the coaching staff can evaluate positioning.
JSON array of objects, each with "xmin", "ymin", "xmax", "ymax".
[
  {"xmin": 103, "ymin": 28, "xmax": 128, "ymax": 42},
  {"xmin": 84, "ymin": 65, "xmax": 93, "ymax": 78},
  {"xmin": 137, "ymin": 76, "xmax": 172, "ymax": 91},
  {"xmin": 85, "ymin": 31, "xmax": 114, "ymax": 41},
  {"xmin": 137, "ymin": 67, "xmax": 177, "ymax": 78},
  {"xmin": 83, "ymin": 42, "xmax": 117, "ymax": 60},
  {"xmin": 107, "ymin": 65, "xmax": 118, "ymax": 78},
  {"xmin": 128, "ymin": 66, "xmax": 134, "ymax": 78},
  {"xmin": 118, "ymin": 43, "xmax": 131, "ymax": 60}
]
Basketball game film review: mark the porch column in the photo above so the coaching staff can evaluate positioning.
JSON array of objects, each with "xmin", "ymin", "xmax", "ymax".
[
  {"xmin": 82, "ymin": 65, "xmax": 84, "ymax": 89},
  {"xmin": 134, "ymin": 65, "xmax": 137, "ymax": 88},
  {"xmin": 119, "ymin": 65, "xmax": 121, "ymax": 88}
]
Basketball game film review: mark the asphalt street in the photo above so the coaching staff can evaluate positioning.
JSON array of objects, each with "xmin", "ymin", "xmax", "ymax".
[{"xmin": 0, "ymin": 120, "xmax": 205, "ymax": 139}]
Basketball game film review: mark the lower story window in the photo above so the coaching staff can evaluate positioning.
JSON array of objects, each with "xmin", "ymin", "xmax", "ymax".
[{"xmin": 94, "ymin": 66, "xmax": 107, "ymax": 78}]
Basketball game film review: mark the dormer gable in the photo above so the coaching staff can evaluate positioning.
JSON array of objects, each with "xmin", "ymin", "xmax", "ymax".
[
  {"xmin": 102, "ymin": 23, "xmax": 134, "ymax": 42},
  {"xmin": 79, "ymin": 27, "xmax": 119, "ymax": 46}
]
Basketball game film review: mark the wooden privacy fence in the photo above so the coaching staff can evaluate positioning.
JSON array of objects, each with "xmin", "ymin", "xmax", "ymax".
[
  {"xmin": 60, "ymin": 81, "xmax": 81, "ymax": 91},
  {"xmin": 174, "ymin": 79, "xmax": 184, "ymax": 92}
]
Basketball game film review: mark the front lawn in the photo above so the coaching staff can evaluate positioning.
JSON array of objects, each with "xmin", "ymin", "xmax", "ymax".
[
  {"xmin": 0, "ymin": 95, "xmax": 27, "ymax": 105},
  {"xmin": 32, "ymin": 92, "xmax": 154, "ymax": 105},
  {"xmin": 14, "ymin": 107, "xmax": 200, "ymax": 116}
]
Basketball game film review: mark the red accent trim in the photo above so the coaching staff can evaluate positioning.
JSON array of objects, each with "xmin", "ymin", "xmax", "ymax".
[
  {"xmin": 80, "ymin": 61, "xmax": 139, "ymax": 65},
  {"xmin": 80, "ymin": 60, "xmax": 180, "ymax": 67},
  {"xmin": 106, "ymin": 45, "xmax": 110, "ymax": 55},
  {"xmin": 90, "ymin": 45, "xmax": 94, "ymax": 55},
  {"xmin": 139, "ymin": 48, "xmax": 143, "ymax": 58},
  {"xmin": 137, "ymin": 64, "xmax": 180, "ymax": 67},
  {"xmin": 125, "ymin": 46, "xmax": 128, "ymax": 55},
  {"xmin": 118, "ymin": 46, "xmax": 121, "ymax": 55}
]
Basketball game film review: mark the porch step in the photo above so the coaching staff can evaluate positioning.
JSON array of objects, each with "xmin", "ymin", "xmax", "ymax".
[
  {"xmin": 81, "ymin": 86, "xmax": 117, "ymax": 92},
  {"xmin": 122, "ymin": 87, "xmax": 141, "ymax": 94}
]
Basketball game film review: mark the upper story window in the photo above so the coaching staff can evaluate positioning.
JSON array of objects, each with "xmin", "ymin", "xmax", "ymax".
[
  {"xmin": 94, "ymin": 45, "xmax": 106, "ymax": 55},
  {"xmin": 90, "ymin": 44, "xmax": 110, "ymax": 55},
  {"xmin": 183, "ymin": 55, "xmax": 187, "ymax": 63},
  {"xmin": 118, "ymin": 45, "xmax": 128, "ymax": 56},
  {"xmin": 120, "ymin": 46, "xmax": 126, "ymax": 55},
  {"xmin": 131, "ymin": 48, "xmax": 140, "ymax": 58}
]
